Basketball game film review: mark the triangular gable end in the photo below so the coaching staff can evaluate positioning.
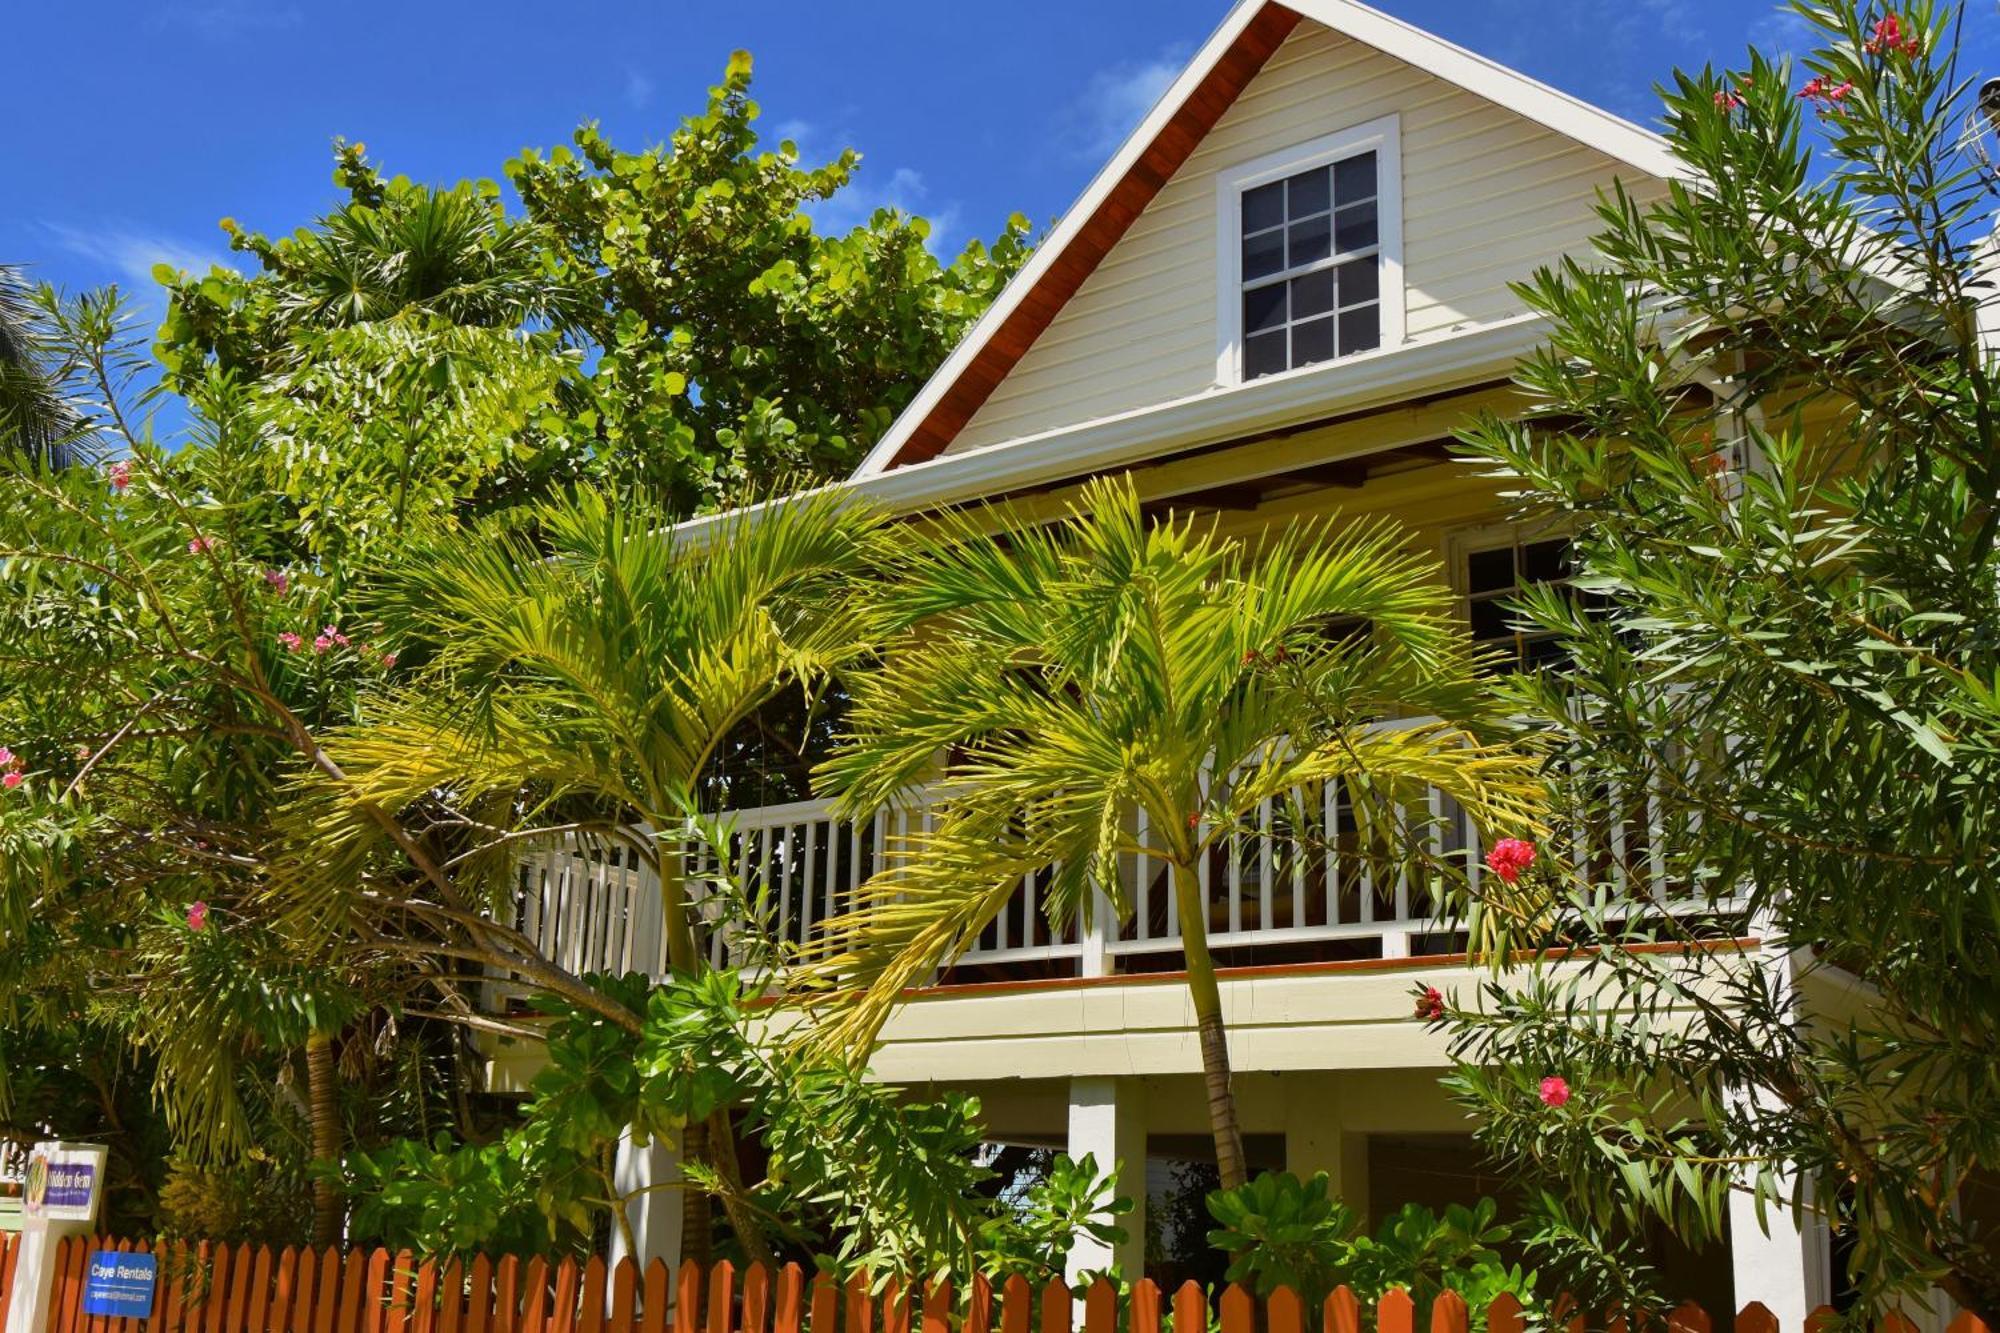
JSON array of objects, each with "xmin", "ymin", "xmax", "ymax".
[{"xmin": 853, "ymin": 0, "xmax": 1682, "ymax": 478}]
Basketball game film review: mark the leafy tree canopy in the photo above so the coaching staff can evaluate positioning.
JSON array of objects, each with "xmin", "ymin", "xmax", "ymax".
[
  {"xmin": 156, "ymin": 52, "xmax": 1032, "ymax": 517},
  {"xmin": 1443, "ymin": 0, "xmax": 2000, "ymax": 1318}
]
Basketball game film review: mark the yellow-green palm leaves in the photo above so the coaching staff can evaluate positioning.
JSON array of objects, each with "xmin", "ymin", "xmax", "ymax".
[
  {"xmin": 803, "ymin": 475, "xmax": 1545, "ymax": 1186},
  {"xmin": 293, "ymin": 485, "xmax": 883, "ymax": 971}
]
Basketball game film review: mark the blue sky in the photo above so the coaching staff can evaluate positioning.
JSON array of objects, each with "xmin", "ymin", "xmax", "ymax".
[{"xmin": 8, "ymin": 0, "xmax": 1998, "ymax": 320}]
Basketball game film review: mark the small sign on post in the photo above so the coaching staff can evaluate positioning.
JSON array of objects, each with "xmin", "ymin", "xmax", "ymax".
[{"xmin": 82, "ymin": 1252, "xmax": 157, "ymax": 1319}]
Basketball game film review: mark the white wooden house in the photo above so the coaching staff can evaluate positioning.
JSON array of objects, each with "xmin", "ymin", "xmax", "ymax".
[{"xmin": 499, "ymin": 0, "xmax": 1850, "ymax": 1318}]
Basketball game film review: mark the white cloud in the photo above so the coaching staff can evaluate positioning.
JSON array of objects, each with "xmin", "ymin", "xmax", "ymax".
[
  {"xmin": 1059, "ymin": 46, "xmax": 1189, "ymax": 160},
  {"xmin": 44, "ymin": 222, "xmax": 232, "ymax": 293},
  {"xmin": 624, "ymin": 70, "xmax": 656, "ymax": 112},
  {"xmin": 808, "ymin": 165, "xmax": 962, "ymax": 257},
  {"xmin": 1747, "ymin": 9, "xmax": 1818, "ymax": 61}
]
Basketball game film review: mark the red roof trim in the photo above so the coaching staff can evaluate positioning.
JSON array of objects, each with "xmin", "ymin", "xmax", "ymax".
[{"xmin": 887, "ymin": 3, "xmax": 1303, "ymax": 468}]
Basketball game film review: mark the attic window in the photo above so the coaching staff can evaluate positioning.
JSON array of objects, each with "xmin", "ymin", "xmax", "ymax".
[{"xmin": 1217, "ymin": 116, "xmax": 1403, "ymax": 386}]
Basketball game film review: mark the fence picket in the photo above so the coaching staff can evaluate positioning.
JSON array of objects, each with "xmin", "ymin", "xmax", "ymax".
[
  {"xmin": 363, "ymin": 1252, "xmax": 395, "ymax": 1333},
  {"xmin": 881, "ymin": 1278, "xmax": 908, "ymax": 1333},
  {"xmin": 1269, "ymin": 1286, "xmax": 1303, "ymax": 1333},
  {"xmin": 1669, "ymin": 1302, "xmax": 1710, "ymax": 1333},
  {"xmin": 636, "ymin": 1261, "xmax": 668, "ymax": 1333},
  {"xmin": 1172, "ymin": 1282, "xmax": 1204, "ymax": 1333},
  {"xmin": 741, "ymin": 1264, "xmax": 770, "ymax": 1333},
  {"xmin": 1484, "ymin": 1294, "xmax": 1524, "ymax": 1333},
  {"xmin": 549, "ymin": 1259, "xmax": 582, "ymax": 1333},
  {"xmin": 1038, "ymin": 1280, "xmax": 1069, "ymax": 1333},
  {"xmin": 1431, "ymin": 1291, "xmax": 1468, "ymax": 1333},
  {"xmin": 1377, "ymin": 1289, "xmax": 1414, "ymax": 1333},
  {"xmin": 676, "ymin": 1262, "xmax": 701, "ymax": 1333},
  {"xmin": 1326, "ymin": 1287, "xmax": 1361, "ymax": 1333},
  {"xmin": 1947, "ymin": 1314, "xmax": 1991, "ymax": 1333},
  {"xmin": 998, "ymin": 1277, "xmax": 1030, "ymax": 1333},
  {"xmin": 467, "ymin": 1257, "xmax": 494, "ymax": 1333},
  {"xmin": 844, "ymin": 1273, "xmax": 873, "ymax": 1333},
  {"xmin": 494, "ymin": 1257, "xmax": 521, "ymax": 1333},
  {"xmin": 772, "ymin": 1266, "xmax": 804, "ymax": 1333},
  {"xmin": 440, "ymin": 1261, "xmax": 466, "ymax": 1333},
  {"xmin": 608, "ymin": 1261, "xmax": 636, "ymax": 1333},
  {"xmin": 518, "ymin": 1259, "xmax": 549, "ymax": 1333},
  {"xmin": 579, "ymin": 1259, "xmax": 609, "ymax": 1333},
  {"xmin": 921, "ymin": 1282, "xmax": 951, "ymax": 1333},
  {"xmin": 327, "ymin": 1251, "xmax": 360, "ymax": 1333},
  {"xmin": 704, "ymin": 1263, "xmax": 733, "ymax": 1333},
  {"xmin": 202, "ymin": 1241, "xmax": 236, "ymax": 1333},
  {"xmin": 300, "ymin": 1246, "xmax": 330, "ymax": 1333},
  {"xmin": 964, "ymin": 1276, "xmax": 992, "ymax": 1333},
  {"xmin": 1083, "ymin": 1279, "xmax": 1117, "ymax": 1333},
  {"xmin": 388, "ymin": 1252, "xmax": 418, "ymax": 1333},
  {"xmin": 0, "ymin": 1233, "xmax": 21, "ymax": 1333},
  {"xmin": 1219, "ymin": 1285, "xmax": 1253, "ymax": 1333},
  {"xmin": 244, "ymin": 1246, "xmax": 274, "ymax": 1333},
  {"xmin": 1128, "ymin": 1281, "xmax": 1160, "ymax": 1333},
  {"xmin": 414, "ymin": 1260, "xmax": 442, "ymax": 1333},
  {"xmin": 805, "ymin": 1276, "xmax": 836, "ymax": 1333}
]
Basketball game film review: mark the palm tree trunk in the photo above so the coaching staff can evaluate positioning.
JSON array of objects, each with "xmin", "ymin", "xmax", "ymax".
[
  {"xmin": 1173, "ymin": 860, "xmax": 1249, "ymax": 1189},
  {"xmin": 306, "ymin": 1032, "xmax": 343, "ymax": 1246}
]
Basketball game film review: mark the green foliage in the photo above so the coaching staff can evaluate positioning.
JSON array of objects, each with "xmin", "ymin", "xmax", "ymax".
[
  {"xmin": 1447, "ymin": 0, "xmax": 2000, "ymax": 1319},
  {"xmin": 158, "ymin": 1157, "xmax": 310, "ymax": 1246},
  {"xmin": 1204, "ymin": 1171, "xmax": 1358, "ymax": 1305},
  {"xmin": 506, "ymin": 52, "xmax": 1031, "ymax": 504},
  {"xmin": 1203, "ymin": 1174, "xmax": 1532, "ymax": 1319},
  {"xmin": 344, "ymin": 968, "xmax": 1125, "ymax": 1280}
]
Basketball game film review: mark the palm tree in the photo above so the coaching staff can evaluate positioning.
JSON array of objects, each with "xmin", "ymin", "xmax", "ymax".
[
  {"xmin": 804, "ymin": 476, "xmax": 1546, "ymax": 1189},
  {"xmin": 315, "ymin": 483, "xmax": 883, "ymax": 1259},
  {"xmin": 0, "ymin": 265, "xmax": 81, "ymax": 467}
]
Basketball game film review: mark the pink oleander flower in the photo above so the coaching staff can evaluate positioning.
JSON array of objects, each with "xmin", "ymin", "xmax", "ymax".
[
  {"xmin": 265, "ymin": 569, "xmax": 289, "ymax": 595},
  {"xmin": 0, "ymin": 748, "xmax": 15, "ymax": 770},
  {"xmin": 1, "ymin": 772, "xmax": 20, "ymax": 791},
  {"xmin": 1415, "ymin": 986, "xmax": 1445, "ymax": 1021},
  {"xmin": 186, "ymin": 901, "xmax": 208, "ymax": 932},
  {"xmin": 188, "ymin": 535, "xmax": 217, "ymax": 555},
  {"xmin": 1485, "ymin": 837, "xmax": 1537, "ymax": 885},
  {"xmin": 278, "ymin": 631, "xmax": 303, "ymax": 653},
  {"xmin": 1539, "ymin": 1075, "xmax": 1571, "ymax": 1108},
  {"xmin": 312, "ymin": 634, "xmax": 333, "ymax": 654},
  {"xmin": 1714, "ymin": 88, "xmax": 1744, "ymax": 112},
  {"xmin": 321, "ymin": 624, "xmax": 349, "ymax": 648},
  {"xmin": 379, "ymin": 651, "xmax": 398, "ymax": 669},
  {"xmin": 1867, "ymin": 13, "xmax": 1921, "ymax": 56},
  {"xmin": 107, "ymin": 460, "xmax": 131, "ymax": 492}
]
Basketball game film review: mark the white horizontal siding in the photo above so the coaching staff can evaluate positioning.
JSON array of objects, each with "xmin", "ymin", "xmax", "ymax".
[{"xmin": 945, "ymin": 19, "xmax": 1665, "ymax": 456}]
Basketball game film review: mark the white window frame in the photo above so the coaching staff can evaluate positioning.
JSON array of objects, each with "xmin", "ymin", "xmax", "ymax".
[{"xmin": 1214, "ymin": 114, "xmax": 1404, "ymax": 386}]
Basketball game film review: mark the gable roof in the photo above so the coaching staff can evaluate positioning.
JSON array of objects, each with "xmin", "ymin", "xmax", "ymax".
[{"xmin": 852, "ymin": 0, "xmax": 1682, "ymax": 479}]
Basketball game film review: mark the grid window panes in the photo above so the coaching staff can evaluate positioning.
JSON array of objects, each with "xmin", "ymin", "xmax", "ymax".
[
  {"xmin": 1464, "ymin": 536, "xmax": 1573, "ymax": 671},
  {"xmin": 1241, "ymin": 150, "xmax": 1380, "ymax": 380}
]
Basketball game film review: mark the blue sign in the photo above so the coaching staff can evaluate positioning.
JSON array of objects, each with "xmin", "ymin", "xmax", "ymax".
[{"xmin": 82, "ymin": 1251, "xmax": 156, "ymax": 1319}]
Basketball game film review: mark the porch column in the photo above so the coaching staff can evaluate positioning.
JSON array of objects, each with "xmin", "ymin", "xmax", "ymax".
[
  {"xmin": 1283, "ymin": 1073, "xmax": 1369, "ymax": 1226},
  {"xmin": 1729, "ymin": 1184, "xmax": 1829, "ymax": 1328},
  {"xmin": 1064, "ymin": 1076, "xmax": 1147, "ymax": 1281},
  {"xmin": 609, "ymin": 1128, "xmax": 684, "ymax": 1270},
  {"xmin": 1731, "ymin": 916, "xmax": 1830, "ymax": 1325}
]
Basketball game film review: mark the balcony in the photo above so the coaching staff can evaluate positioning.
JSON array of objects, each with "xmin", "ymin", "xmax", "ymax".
[{"xmin": 510, "ymin": 739, "xmax": 1694, "ymax": 992}]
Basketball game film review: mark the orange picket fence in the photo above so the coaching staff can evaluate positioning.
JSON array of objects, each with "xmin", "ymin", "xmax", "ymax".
[
  {"xmin": 40, "ymin": 1236, "xmax": 1997, "ymax": 1333},
  {"xmin": 0, "ymin": 1232, "xmax": 22, "ymax": 1327}
]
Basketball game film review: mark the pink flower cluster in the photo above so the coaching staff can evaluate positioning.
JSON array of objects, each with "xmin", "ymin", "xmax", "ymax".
[
  {"xmin": 187, "ymin": 900, "xmax": 208, "ymax": 932},
  {"xmin": 107, "ymin": 460, "xmax": 132, "ymax": 493},
  {"xmin": 1713, "ymin": 88, "xmax": 1745, "ymax": 112},
  {"xmin": 1414, "ymin": 985, "xmax": 1445, "ymax": 1021},
  {"xmin": 1484, "ymin": 837, "xmax": 1537, "ymax": 885},
  {"xmin": 1866, "ymin": 13, "xmax": 1921, "ymax": 57},
  {"xmin": 1539, "ymin": 1075, "xmax": 1571, "ymax": 1108},
  {"xmin": 1798, "ymin": 76, "xmax": 1855, "ymax": 115},
  {"xmin": 274, "ymin": 626, "xmax": 395, "ymax": 669},
  {"xmin": 188, "ymin": 535, "xmax": 218, "ymax": 556},
  {"xmin": 265, "ymin": 569, "xmax": 289, "ymax": 595},
  {"xmin": 0, "ymin": 747, "xmax": 22, "ymax": 792}
]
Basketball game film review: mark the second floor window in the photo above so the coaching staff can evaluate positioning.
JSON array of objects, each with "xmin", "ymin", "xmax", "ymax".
[
  {"xmin": 1241, "ymin": 151, "xmax": 1380, "ymax": 379},
  {"xmin": 1220, "ymin": 115, "xmax": 1402, "ymax": 386}
]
